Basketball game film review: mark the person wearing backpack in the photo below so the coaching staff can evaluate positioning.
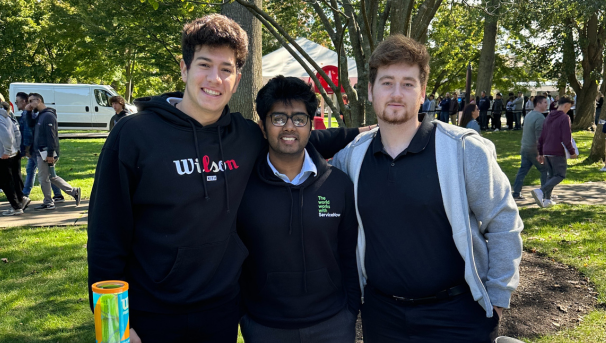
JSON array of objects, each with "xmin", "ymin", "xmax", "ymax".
[{"xmin": 0, "ymin": 106, "xmax": 30, "ymax": 216}]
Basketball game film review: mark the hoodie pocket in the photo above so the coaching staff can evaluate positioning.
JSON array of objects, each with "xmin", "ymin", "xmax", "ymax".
[
  {"xmin": 258, "ymin": 268, "xmax": 341, "ymax": 318},
  {"xmin": 155, "ymin": 233, "xmax": 249, "ymax": 301}
]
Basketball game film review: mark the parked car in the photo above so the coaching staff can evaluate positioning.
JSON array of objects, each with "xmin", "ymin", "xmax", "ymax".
[{"xmin": 8, "ymin": 83, "xmax": 136, "ymax": 131}]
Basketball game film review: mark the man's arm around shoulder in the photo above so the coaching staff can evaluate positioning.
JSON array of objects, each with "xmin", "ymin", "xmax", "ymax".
[{"xmin": 463, "ymin": 135, "xmax": 523, "ymax": 309}]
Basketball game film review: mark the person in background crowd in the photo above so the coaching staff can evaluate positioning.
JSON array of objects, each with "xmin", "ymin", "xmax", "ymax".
[
  {"xmin": 25, "ymin": 93, "xmax": 81, "ymax": 211},
  {"xmin": 15, "ymin": 92, "xmax": 64, "ymax": 201},
  {"xmin": 449, "ymin": 92, "xmax": 458, "ymax": 125},
  {"xmin": 439, "ymin": 93, "xmax": 450, "ymax": 123},
  {"xmin": 421, "ymin": 94, "xmax": 431, "ymax": 114},
  {"xmin": 428, "ymin": 94, "xmax": 436, "ymax": 119},
  {"xmin": 512, "ymin": 95, "xmax": 549, "ymax": 200},
  {"xmin": 0, "ymin": 106, "xmax": 30, "ymax": 216},
  {"xmin": 533, "ymin": 96, "xmax": 577, "ymax": 208},
  {"xmin": 109, "ymin": 96, "xmax": 129, "ymax": 129},
  {"xmin": 595, "ymin": 92, "xmax": 603, "ymax": 126},
  {"xmin": 549, "ymin": 95, "xmax": 559, "ymax": 112},
  {"xmin": 492, "ymin": 93, "xmax": 504, "ymax": 131},
  {"xmin": 601, "ymin": 114, "xmax": 606, "ymax": 172},
  {"xmin": 331, "ymin": 35, "xmax": 523, "ymax": 343},
  {"xmin": 460, "ymin": 103, "xmax": 481, "ymax": 134},
  {"xmin": 567, "ymin": 94, "xmax": 575, "ymax": 124},
  {"xmin": 512, "ymin": 92, "xmax": 524, "ymax": 130},
  {"xmin": 526, "ymin": 96, "xmax": 534, "ymax": 111},
  {"xmin": 488, "ymin": 94, "xmax": 495, "ymax": 130},
  {"xmin": 505, "ymin": 96, "xmax": 515, "ymax": 130},
  {"xmin": 478, "ymin": 91, "xmax": 490, "ymax": 131}
]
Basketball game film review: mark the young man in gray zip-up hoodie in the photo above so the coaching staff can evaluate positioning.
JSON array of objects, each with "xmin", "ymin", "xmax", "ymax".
[{"xmin": 331, "ymin": 35, "xmax": 523, "ymax": 342}]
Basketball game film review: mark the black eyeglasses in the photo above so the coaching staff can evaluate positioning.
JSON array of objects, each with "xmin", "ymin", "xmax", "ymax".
[{"xmin": 269, "ymin": 113, "xmax": 309, "ymax": 127}]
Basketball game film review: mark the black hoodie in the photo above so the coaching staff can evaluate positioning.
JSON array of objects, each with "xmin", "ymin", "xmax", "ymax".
[
  {"xmin": 237, "ymin": 144, "xmax": 360, "ymax": 329},
  {"xmin": 26, "ymin": 107, "xmax": 59, "ymax": 157},
  {"xmin": 87, "ymin": 92, "xmax": 359, "ymax": 314}
]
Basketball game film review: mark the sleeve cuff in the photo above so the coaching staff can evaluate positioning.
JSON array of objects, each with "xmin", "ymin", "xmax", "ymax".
[{"xmin": 487, "ymin": 287, "xmax": 513, "ymax": 309}]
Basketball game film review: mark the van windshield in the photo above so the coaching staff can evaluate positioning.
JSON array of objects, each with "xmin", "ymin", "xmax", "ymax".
[{"xmin": 94, "ymin": 89, "xmax": 111, "ymax": 107}]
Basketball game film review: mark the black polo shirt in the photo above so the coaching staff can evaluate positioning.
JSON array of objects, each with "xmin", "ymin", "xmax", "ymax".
[{"xmin": 358, "ymin": 114, "xmax": 466, "ymax": 298}]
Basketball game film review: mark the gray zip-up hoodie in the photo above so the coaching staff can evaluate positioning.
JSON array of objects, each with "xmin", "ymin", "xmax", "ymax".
[
  {"xmin": 331, "ymin": 121, "xmax": 523, "ymax": 318},
  {"xmin": 0, "ymin": 108, "xmax": 20, "ymax": 157}
]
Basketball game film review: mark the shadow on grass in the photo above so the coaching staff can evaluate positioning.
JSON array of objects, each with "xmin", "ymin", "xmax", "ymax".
[
  {"xmin": 0, "ymin": 321, "xmax": 95, "ymax": 343},
  {"xmin": 519, "ymin": 205, "xmax": 605, "ymax": 226}
]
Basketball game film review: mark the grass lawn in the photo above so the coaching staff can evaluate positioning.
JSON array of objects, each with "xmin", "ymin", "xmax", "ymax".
[{"xmin": 1, "ymin": 129, "xmax": 605, "ymax": 342}]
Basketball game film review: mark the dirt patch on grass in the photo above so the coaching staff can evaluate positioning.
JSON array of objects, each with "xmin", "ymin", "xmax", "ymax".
[
  {"xmin": 354, "ymin": 251, "xmax": 598, "ymax": 341},
  {"xmin": 500, "ymin": 251, "xmax": 598, "ymax": 339}
]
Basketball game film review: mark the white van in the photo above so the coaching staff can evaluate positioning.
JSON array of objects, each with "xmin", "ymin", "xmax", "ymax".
[{"xmin": 8, "ymin": 83, "xmax": 137, "ymax": 131}]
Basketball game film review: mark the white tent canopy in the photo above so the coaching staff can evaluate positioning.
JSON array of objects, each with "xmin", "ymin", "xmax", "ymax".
[{"xmin": 262, "ymin": 37, "xmax": 358, "ymax": 86}]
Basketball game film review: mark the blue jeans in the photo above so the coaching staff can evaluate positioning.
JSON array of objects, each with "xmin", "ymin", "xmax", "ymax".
[
  {"xmin": 439, "ymin": 111, "xmax": 449, "ymax": 123},
  {"xmin": 596, "ymin": 107, "xmax": 602, "ymax": 125},
  {"xmin": 512, "ymin": 150, "xmax": 548, "ymax": 197},
  {"xmin": 22, "ymin": 156, "xmax": 62, "ymax": 197},
  {"xmin": 479, "ymin": 110, "xmax": 488, "ymax": 129}
]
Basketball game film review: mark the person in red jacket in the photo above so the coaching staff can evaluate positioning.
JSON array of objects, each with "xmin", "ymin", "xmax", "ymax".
[{"xmin": 532, "ymin": 96, "xmax": 577, "ymax": 208}]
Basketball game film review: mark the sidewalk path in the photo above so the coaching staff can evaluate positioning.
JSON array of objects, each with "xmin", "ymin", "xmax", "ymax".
[
  {"xmin": 1, "ymin": 182, "xmax": 605, "ymax": 228},
  {"xmin": 0, "ymin": 200, "xmax": 88, "ymax": 228},
  {"xmin": 516, "ymin": 181, "xmax": 606, "ymax": 207}
]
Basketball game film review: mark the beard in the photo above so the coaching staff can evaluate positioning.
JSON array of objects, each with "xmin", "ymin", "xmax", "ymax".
[{"xmin": 377, "ymin": 104, "xmax": 417, "ymax": 125}]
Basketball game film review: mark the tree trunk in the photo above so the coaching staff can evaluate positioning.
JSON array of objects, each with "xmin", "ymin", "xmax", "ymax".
[
  {"xmin": 568, "ymin": 14, "xmax": 605, "ymax": 130},
  {"xmin": 475, "ymin": 0, "xmax": 499, "ymax": 97},
  {"xmin": 573, "ymin": 86, "xmax": 599, "ymax": 130},
  {"xmin": 222, "ymin": 0, "xmax": 262, "ymax": 121},
  {"xmin": 410, "ymin": 0, "xmax": 443, "ymax": 42},
  {"xmin": 588, "ymin": 106, "xmax": 606, "ymax": 163},
  {"xmin": 390, "ymin": 0, "xmax": 415, "ymax": 36},
  {"xmin": 601, "ymin": 56, "xmax": 606, "ymax": 96}
]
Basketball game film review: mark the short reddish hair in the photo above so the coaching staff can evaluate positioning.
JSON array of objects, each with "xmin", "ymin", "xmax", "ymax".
[{"xmin": 369, "ymin": 35, "xmax": 430, "ymax": 88}]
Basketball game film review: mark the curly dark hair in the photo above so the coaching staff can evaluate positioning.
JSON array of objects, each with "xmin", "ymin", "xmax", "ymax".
[{"xmin": 182, "ymin": 14, "xmax": 248, "ymax": 70}]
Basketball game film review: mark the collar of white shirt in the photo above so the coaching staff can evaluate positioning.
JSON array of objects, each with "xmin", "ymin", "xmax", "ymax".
[{"xmin": 266, "ymin": 149, "xmax": 318, "ymax": 186}]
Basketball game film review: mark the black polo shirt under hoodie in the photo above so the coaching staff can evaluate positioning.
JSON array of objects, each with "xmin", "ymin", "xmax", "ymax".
[{"xmin": 358, "ymin": 113, "xmax": 466, "ymax": 298}]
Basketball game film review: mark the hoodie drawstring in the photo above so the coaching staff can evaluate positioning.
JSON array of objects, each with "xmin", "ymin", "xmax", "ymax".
[
  {"xmin": 187, "ymin": 119, "xmax": 210, "ymax": 201},
  {"xmin": 300, "ymin": 190, "xmax": 308, "ymax": 293},
  {"xmin": 217, "ymin": 127, "xmax": 231, "ymax": 213},
  {"xmin": 287, "ymin": 187, "xmax": 294, "ymax": 235},
  {"xmin": 285, "ymin": 186, "xmax": 308, "ymax": 293}
]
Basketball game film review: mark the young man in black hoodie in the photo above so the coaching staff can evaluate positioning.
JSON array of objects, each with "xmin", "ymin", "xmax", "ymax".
[
  {"xmin": 237, "ymin": 76, "xmax": 360, "ymax": 342},
  {"xmin": 25, "ymin": 93, "xmax": 81, "ymax": 210},
  {"xmin": 87, "ymin": 14, "xmax": 365, "ymax": 343}
]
